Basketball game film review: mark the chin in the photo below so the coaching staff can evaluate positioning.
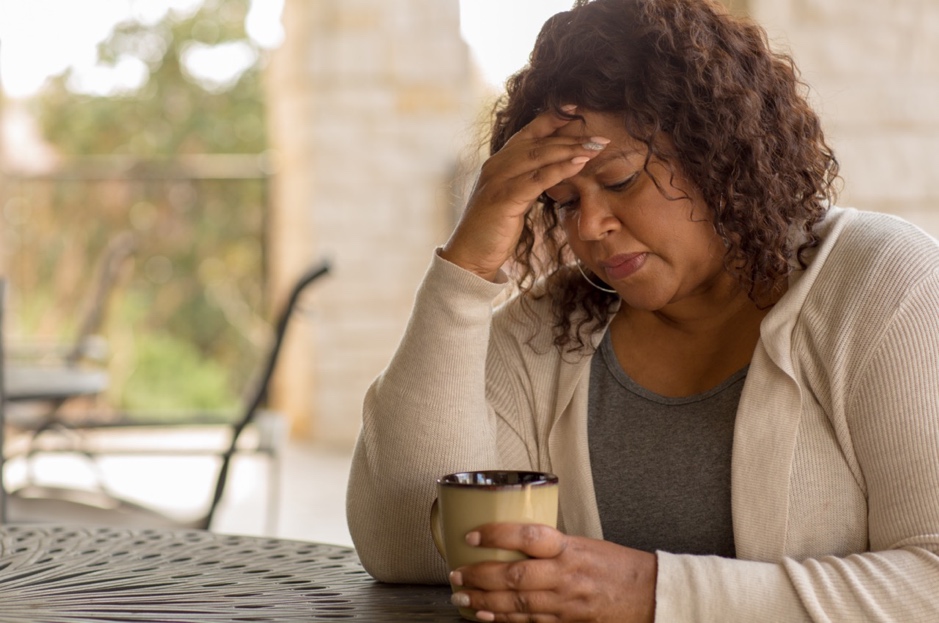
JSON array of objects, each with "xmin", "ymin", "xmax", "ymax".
[{"xmin": 620, "ymin": 291, "xmax": 673, "ymax": 312}]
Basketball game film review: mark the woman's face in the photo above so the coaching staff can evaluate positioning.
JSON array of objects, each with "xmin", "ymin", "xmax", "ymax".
[{"xmin": 544, "ymin": 111, "xmax": 732, "ymax": 313}]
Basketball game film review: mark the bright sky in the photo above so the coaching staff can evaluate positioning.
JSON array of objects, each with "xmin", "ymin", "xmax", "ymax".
[
  {"xmin": 459, "ymin": 0, "xmax": 575, "ymax": 88},
  {"xmin": 0, "ymin": 0, "xmax": 574, "ymax": 98}
]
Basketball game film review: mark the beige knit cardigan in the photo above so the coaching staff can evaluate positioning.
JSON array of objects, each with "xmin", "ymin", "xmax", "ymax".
[{"xmin": 347, "ymin": 207, "xmax": 939, "ymax": 622}]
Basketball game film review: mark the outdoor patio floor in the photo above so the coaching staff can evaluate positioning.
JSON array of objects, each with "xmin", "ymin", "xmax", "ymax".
[
  {"xmin": 3, "ymin": 429, "xmax": 355, "ymax": 547},
  {"xmin": 215, "ymin": 439, "xmax": 354, "ymax": 546}
]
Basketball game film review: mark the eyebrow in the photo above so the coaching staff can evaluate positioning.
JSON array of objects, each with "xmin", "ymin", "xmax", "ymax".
[
  {"xmin": 543, "ymin": 154, "xmax": 642, "ymax": 198},
  {"xmin": 576, "ymin": 146, "xmax": 644, "ymax": 177}
]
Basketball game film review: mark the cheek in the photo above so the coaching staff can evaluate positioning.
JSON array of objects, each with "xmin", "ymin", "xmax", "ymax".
[
  {"xmin": 673, "ymin": 228, "xmax": 727, "ymax": 279},
  {"xmin": 558, "ymin": 213, "xmax": 580, "ymax": 245}
]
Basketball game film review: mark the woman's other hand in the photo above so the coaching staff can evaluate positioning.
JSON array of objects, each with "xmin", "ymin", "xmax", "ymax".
[
  {"xmin": 450, "ymin": 523, "xmax": 656, "ymax": 622},
  {"xmin": 440, "ymin": 106, "xmax": 609, "ymax": 282}
]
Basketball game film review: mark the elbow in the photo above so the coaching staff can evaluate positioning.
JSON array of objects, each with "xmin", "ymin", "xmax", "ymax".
[
  {"xmin": 356, "ymin": 548, "xmax": 410, "ymax": 584},
  {"xmin": 349, "ymin": 524, "xmax": 447, "ymax": 585},
  {"xmin": 354, "ymin": 543, "xmax": 447, "ymax": 585}
]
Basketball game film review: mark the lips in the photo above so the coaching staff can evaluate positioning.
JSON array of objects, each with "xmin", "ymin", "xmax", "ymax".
[{"xmin": 599, "ymin": 253, "xmax": 647, "ymax": 281}]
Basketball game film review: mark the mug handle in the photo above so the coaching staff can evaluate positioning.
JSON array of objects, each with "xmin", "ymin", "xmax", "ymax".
[{"xmin": 429, "ymin": 498, "xmax": 446, "ymax": 560}]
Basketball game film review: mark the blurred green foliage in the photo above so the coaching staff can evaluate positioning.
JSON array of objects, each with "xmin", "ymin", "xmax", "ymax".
[
  {"xmin": 37, "ymin": 0, "xmax": 266, "ymax": 155},
  {"xmin": 3, "ymin": 0, "xmax": 270, "ymax": 415},
  {"xmin": 121, "ymin": 331, "xmax": 236, "ymax": 416}
]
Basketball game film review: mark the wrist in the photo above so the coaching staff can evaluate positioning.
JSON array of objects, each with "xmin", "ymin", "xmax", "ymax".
[{"xmin": 438, "ymin": 246, "xmax": 502, "ymax": 283}]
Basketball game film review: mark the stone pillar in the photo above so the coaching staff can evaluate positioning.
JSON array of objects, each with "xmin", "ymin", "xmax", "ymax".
[
  {"xmin": 265, "ymin": 0, "xmax": 477, "ymax": 447},
  {"xmin": 748, "ymin": 0, "xmax": 939, "ymax": 236},
  {"xmin": 0, "ymin": 49, "xmax": 6, "ymax": 277}
]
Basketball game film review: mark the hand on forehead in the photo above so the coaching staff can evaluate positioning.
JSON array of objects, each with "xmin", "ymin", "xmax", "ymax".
[{"xmin": 551, "ymin": 110, "xmax": 647, "ymax": 160}]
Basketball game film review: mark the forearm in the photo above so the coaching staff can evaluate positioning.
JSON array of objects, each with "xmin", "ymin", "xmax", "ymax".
[
  {"xmin": 347, "ymin": 251, "xmax": 509, "ymax": 583},
  {"xmin": 655, "ymin": 545, "xmax": 939, "ymax": 622},
  {"xmin": 654, "ymin": 553, "xmax": 808, "ymax": 622}
]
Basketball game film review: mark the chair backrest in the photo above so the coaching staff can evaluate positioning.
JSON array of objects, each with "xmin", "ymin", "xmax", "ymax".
[
  {"xmin": 66, "ymin": 231, "xmax": 138, "ymax": 365},
  {"xmin": 203, "ymin": 260, "xmax": 331, "ymax": 529}
]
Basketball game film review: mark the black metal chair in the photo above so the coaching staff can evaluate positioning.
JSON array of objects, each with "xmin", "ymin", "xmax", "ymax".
[{"xmin": 3, "ymin": 260, "xmax": 331, "ymax": 530}]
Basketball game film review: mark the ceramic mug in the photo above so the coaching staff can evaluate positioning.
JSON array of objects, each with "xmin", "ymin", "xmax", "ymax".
[{"xmin": 430, "ymin": 470, "xmax": 559, "ymax": 621}]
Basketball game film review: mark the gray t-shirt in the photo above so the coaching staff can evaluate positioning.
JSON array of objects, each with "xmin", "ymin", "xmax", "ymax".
[{"xmin": 588, "ymin": 330, "xmax": 745, "ymax": 557}]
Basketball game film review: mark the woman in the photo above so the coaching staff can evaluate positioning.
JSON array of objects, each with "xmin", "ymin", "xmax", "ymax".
[{"xmin": 346, "ymin": 0, "xmax": 939, "ymax": 620}]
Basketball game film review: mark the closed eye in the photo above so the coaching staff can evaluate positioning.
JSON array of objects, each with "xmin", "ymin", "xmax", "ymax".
[
  {"xmin": 540, "ymin": 192, "xmax": 578, "ymax": 212},
  {"xmin": 542, "ymin": 171, "xmax": 638, "ymax": 212},
  {"xmin": 604, "ymin": 172, "xmax": 639, "ymax": 192},
  {"xmin": 556, "ymin": 198, "xmax": 578, "ymax": 212}
]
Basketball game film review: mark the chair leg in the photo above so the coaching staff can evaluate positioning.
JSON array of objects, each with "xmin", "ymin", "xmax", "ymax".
[{"xmin": 264, "ymin": 451, "xmax": 282, "ymax": 536}]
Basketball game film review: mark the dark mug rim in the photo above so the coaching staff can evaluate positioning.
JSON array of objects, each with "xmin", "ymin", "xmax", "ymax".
[{"xmin": 437, "ymin": 470, "xmax": 558, "ymax": 489}]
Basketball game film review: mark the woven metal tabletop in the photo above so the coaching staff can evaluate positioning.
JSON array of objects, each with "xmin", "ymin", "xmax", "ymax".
[{"xmin": 0, "ymin": 524, "xmax": 460, "ymax": 622}]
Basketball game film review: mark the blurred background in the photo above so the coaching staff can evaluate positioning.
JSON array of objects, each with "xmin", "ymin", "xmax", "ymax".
[{"xmin": 0, "ymin": 0, "xmax": 936, "ymax": 545}]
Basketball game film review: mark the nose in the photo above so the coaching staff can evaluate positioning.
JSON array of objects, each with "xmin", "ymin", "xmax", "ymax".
[{"xmin": 575, "ymin": 193, "xmax": 619, "ymax": 241}]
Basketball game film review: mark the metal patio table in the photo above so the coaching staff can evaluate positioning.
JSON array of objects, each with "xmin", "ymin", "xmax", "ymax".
[
  {"xmin": 4, "ymin": 365, "xmax": 109, "ymax": 403},
  {"xmin": 0, "ymin": 366, "xmax": 111, "ymax": 524},
  {"xmin": 0, "ymin": 524, "xmax": 460, "ymax": 622}
]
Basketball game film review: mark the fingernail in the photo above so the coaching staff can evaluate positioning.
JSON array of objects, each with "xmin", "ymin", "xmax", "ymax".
[
  {"xmin": 465, "ymin": 531, "xmax": 481, "ymax": 546},
  {"xmin": 449, "ymin": 570, "xmax": 463, "ymax": 586},
  {"xmin": 571, "ymin": 156, "xmax": 590, "ymax": 165},
  {"xmin": 476, "ymin": 611, "xmax": 496, "ymax": 622},
  {"xmin": 583, "ymin": 136, "xmax": 611, "ymax": 151},
  {"xmin": 561, "ymin": 104, "xmax": 577, "ymax": 113},
  {"xmin": 451, "ymin": 592, "xmax": 471, "ymax": 608}
]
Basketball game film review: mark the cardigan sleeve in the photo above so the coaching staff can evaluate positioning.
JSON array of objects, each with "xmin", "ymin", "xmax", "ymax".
[
  {"xmin": 346, "ymin": 251, "xmax": 534, "ymax": 584},
  {"xmin": 655, "ymin": 270, "xmax": 939, "ymax": 622}
]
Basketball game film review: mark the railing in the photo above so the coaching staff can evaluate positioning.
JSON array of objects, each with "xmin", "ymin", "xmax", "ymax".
[{"xmin": 0, "ymin": 154, "xmax": 272, "ymax": 416}]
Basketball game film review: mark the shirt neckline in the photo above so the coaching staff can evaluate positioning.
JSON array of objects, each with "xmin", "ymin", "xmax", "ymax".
[{"xmin": 598, "ymin": 329, "xmax": 750, "ymax": 406}]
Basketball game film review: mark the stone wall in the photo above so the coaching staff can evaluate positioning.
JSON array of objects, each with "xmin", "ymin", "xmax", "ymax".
[
  {"xmin": 746, "ymin": 0, "xmax": 939, "ymax": 236},
  {"xmin": 265, "ymin": 0, "xmax": 480, "ymax": 447}
]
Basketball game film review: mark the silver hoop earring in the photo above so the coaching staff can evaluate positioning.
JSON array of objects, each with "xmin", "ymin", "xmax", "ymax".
[{"xmin": 576, "ymin": 261, "xmax": 618, "ymax": 294}]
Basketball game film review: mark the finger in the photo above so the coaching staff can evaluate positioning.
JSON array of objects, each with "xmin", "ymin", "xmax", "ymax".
[
  {"xmin": 455, "ymin": 558, "xmax": 558, "ymax": 592},
  {"xmin": 493, "ymin": 136, "xmax": 609, "ymax": 182},
  {"xmin": 468, "ymin": 523, "xmax": 568, "ymax": 560},
  {"xmin": 451, "ymin": 589, "xmax": 561, "ymax": 623},
  {"xmin": 489, "ymin": 614, "xmax": 558, "ymax": 623},
  {"xmin": 489, "ymin": 155, "xmax": 594, "ymax": 210},
  {"xmin": 508, "ymin": 105, "xmax": 581, "ymax": 144}
]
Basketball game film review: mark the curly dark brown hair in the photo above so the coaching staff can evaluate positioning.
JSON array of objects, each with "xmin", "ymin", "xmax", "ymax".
[{"xmin": 490, "ymin": 0, "xmax": 839, "ymax": 351}]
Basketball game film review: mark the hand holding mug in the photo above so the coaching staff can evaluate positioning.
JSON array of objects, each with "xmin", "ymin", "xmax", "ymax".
[
  {"xmin": 451, "ymin": 524, "xmax": 657, "ymax": 623},
  {"xmin": 430, "ymin": 470, "xmax": 559, "ymax": 621}
]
